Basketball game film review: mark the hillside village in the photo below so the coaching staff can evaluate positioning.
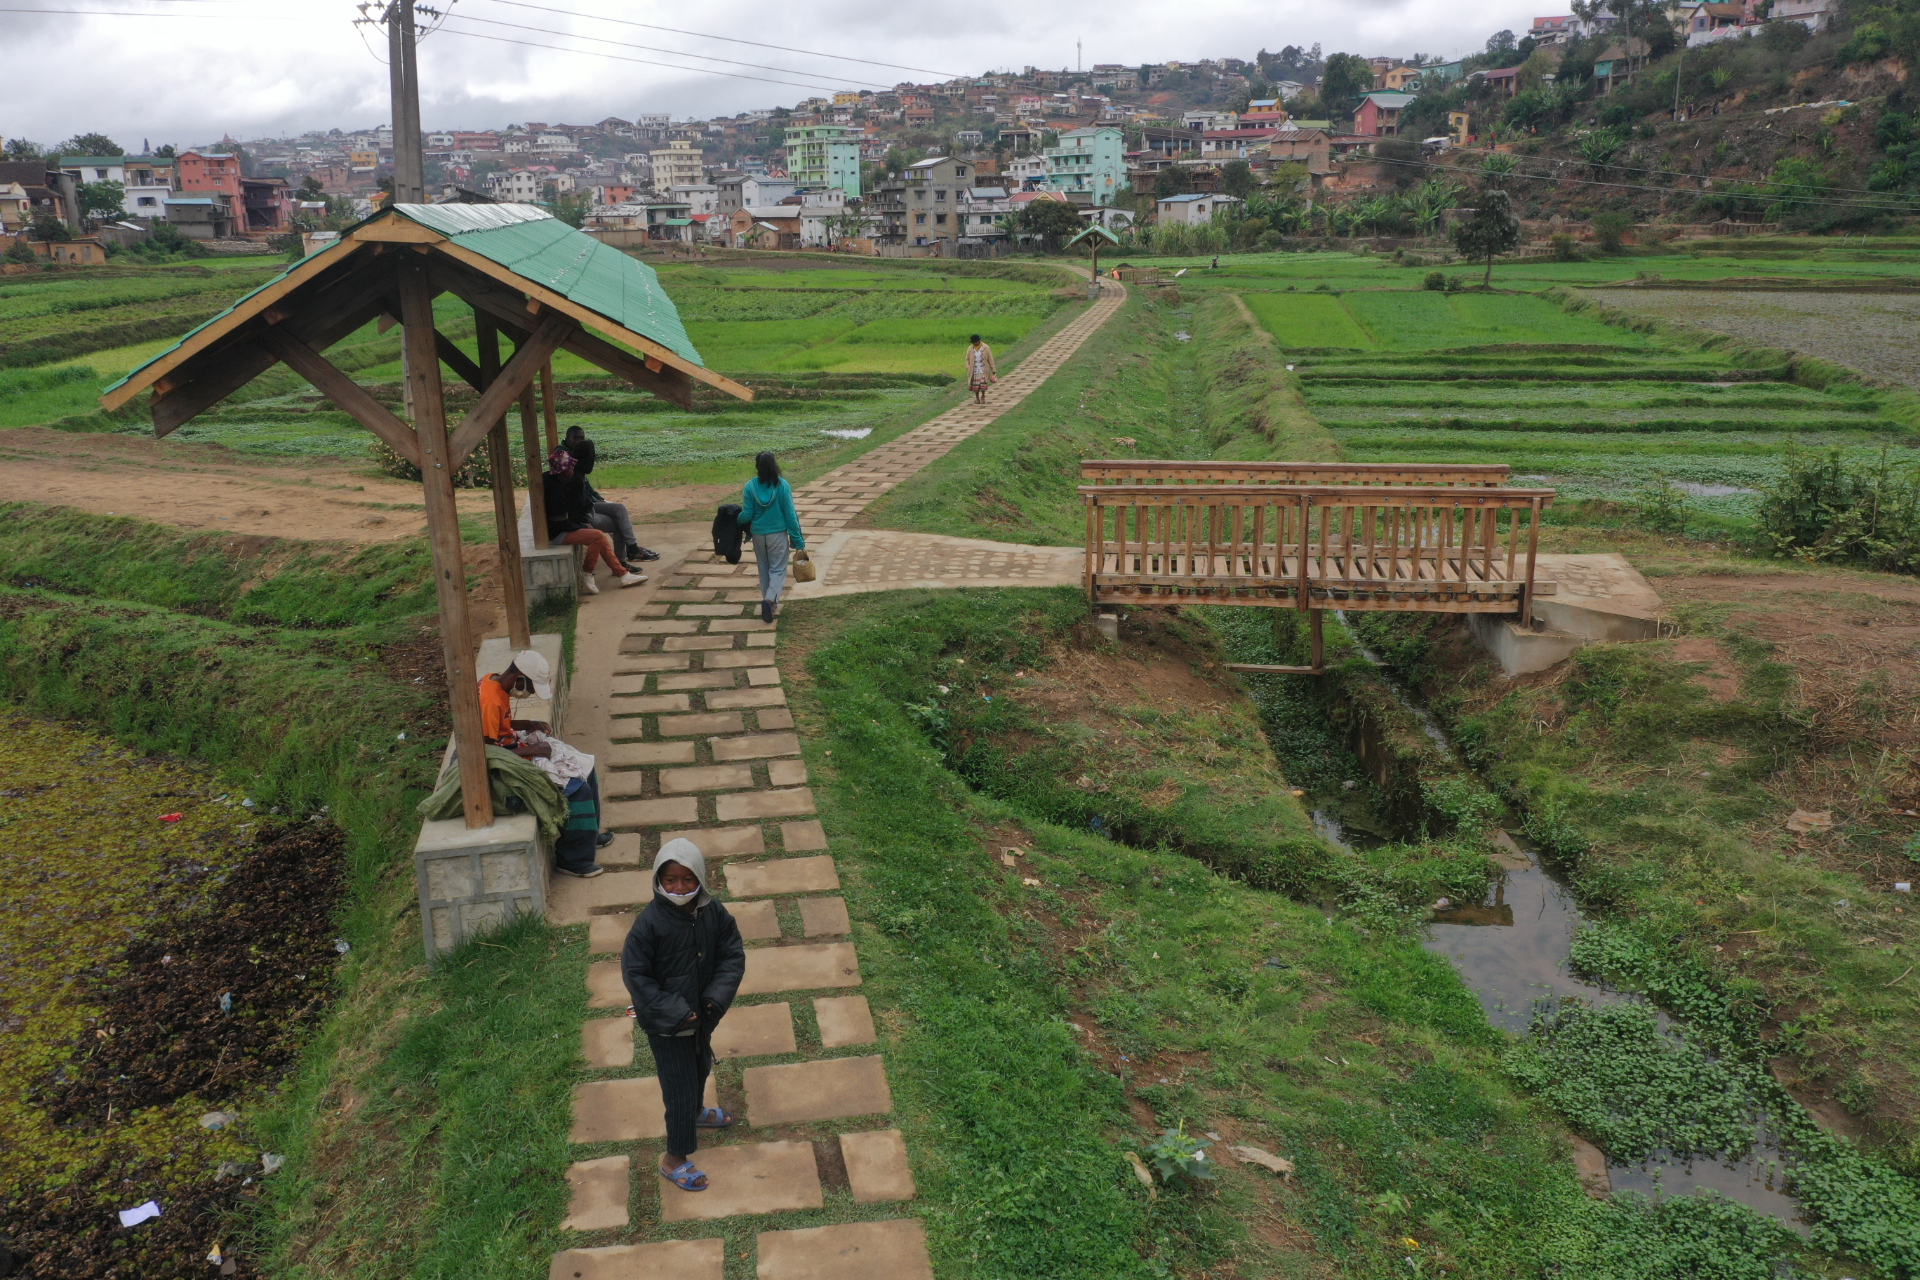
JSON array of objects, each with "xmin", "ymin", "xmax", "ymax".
[{"xmin": 5, "ymin": 0, "xmax": 1904, "ymax": 268}]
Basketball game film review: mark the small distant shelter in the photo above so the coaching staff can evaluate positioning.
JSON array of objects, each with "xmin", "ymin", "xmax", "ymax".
[
  {"xmin": 102, "ymin": 202, "xmax": 752, "ymax": 827},
  {"xmin": 1066, "ymin": 221, "xmax": 1120, "ymax": 278}
]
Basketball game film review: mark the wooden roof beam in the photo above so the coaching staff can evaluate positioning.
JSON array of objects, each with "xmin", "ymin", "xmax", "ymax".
[
  {"xmin": 429, "ymin": 260, "xmax": 696, "ymax": 410},
  {"xmin": 258, "ymin": 325, "xmax": 422, "ymax": 468},
  {"xmin": 445, "ymin": 312, "xmax": 577, "ymax": 467}
]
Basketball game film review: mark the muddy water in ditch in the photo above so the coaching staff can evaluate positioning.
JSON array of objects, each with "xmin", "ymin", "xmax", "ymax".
[{"xmin": 1321, "ymin": 634, "xmax": 1806, "ymax": 1228}]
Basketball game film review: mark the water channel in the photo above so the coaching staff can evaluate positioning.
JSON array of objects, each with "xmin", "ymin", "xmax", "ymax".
[{"xmin": 1315, "ymin": 624, "xmax": 1806, "ymax": 1230}]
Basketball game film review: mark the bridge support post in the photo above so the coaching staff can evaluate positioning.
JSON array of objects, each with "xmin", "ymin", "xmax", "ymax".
[{"xmin": 1310, "ymin": 609, "xmax": 1324, "ymax": 673}]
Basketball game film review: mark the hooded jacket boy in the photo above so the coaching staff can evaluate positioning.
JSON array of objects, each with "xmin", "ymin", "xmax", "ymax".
[{"xmin": 621, "ymin": 838, "xmax": 746, "ymax": 1039}]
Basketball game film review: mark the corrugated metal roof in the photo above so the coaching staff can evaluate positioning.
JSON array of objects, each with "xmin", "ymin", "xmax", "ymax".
[
  {"xmin": 392, "ymin": 202, "xmax": 700, "ymax": 366},
  {"xmin": 103, "ymin": 203, "xmax": 703, "ymax": 398}
]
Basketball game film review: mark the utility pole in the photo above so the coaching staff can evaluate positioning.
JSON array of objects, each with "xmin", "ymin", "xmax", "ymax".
[{"xmin": 386, "ymin": 0, "xmax": 425, "ymax": 203}]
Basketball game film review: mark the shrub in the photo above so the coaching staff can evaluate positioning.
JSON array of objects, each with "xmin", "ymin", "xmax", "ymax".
[
  {"xmin": 1591, "ymin": 211, "xmax": 1633, "ymax": 253},
  {"xmin": 1840, "ymin": 21, "xmax": 1891, "ymax": 61},
  {"xmin": 1636, "ymin": 476, "xmax": 1689, "ymax": 536},
  {"xmin": 1423, "ymin": 270, "xmax": 1446, "ymax": 291},
  {"xmin": 1551, "ymin": 232, "xmax": 1578, "ymax": 261},
  {"xmin": 368, "ymin": 437, "xmax": 526, "ymax": 490},
  {"xmin": 1755, "ymin": 446, "xmax": 1920, "ymax": 575}
]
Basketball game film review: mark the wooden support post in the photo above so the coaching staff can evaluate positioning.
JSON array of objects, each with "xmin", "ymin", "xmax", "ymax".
[
  {"xmin": 1310, "ymin": 608, "xmax": 1324, "ymax": 673},
  {"xmin": 539, "ymin": 361, "xmax": 560, "ymax": 453},
  {"xmin": 476, "ymin": 312, "xmax": 531, "ymax": 649},
  {"xmin": 519, "ymin": 384, "xmax": 548, "ymax": 546},
  {"xmin": 400, "ymin": 261, "xmax": 493, "ymax": 829}
]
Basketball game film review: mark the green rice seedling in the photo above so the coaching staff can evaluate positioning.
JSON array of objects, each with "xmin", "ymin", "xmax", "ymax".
[{"xmin": 1239, "ymin": 292, "xmax": 1374, "ymax": 349}]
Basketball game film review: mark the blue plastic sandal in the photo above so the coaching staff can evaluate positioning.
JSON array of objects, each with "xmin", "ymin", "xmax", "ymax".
[
  {"xmin": 696, "ymin": 1106, "xmax": 735, "ymax": 1129},
  {"xmin": 661, "ymin": 1160, "xmax": 708, "ymax": 1192}
]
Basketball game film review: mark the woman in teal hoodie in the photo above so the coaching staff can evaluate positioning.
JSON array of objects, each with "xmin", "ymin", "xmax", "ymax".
[{"xmin": 739, "ymin": 451, "xmax": 805, "ymax": 624}]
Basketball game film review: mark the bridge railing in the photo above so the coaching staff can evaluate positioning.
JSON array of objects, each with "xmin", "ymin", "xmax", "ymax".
[
  {"xmin": 1080, "ymin": 460, "xmax": 1512, "ymax": 487},
  {"xmin": 1080, "ymin": 483, "xmax": 1555, "ymax": 623}
]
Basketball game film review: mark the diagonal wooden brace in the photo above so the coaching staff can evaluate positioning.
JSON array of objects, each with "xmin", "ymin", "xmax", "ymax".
[
  {"xmin": 256, "ymin": 325, "xmax": 421, "ymax": 469},
  {"xmin": 444, "ymin": 312, "xmax": 575, "ymax": 467}
]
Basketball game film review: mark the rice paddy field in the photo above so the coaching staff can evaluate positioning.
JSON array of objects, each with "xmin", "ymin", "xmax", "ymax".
[
  {"xmin": 1140, "ymin": 245, "xmax": 1920, "ymax": 530},
  {"xmin": 0, "ymin": 255, "xmax": 1075, "ymax": 486}
]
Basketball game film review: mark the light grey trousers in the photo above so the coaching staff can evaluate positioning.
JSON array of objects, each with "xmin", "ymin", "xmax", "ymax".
[
  {"xmin": 753, "ymin": 531, "xmax": 789, "ymax": 604},
  {"xmin": 589, "ymin": 501, "xmax": 638, "ymax": 552}
]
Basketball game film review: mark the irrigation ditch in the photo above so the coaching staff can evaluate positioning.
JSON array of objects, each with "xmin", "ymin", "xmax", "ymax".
[{"xmin": 1203, "ymin": 603, "xmax": 1920, "ymax": 1275}]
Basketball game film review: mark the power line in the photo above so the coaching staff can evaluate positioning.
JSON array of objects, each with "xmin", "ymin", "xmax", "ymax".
[
  {"xmin": 425, "ymin": 25, "xmax": 849, "ymax": 94},
  {"xmin": 434, "ymin": 10, "xmax": 891, "ymax": 88},
  {"xmin": 468, "ymin": 0, "xmax": 963, "ymax": 80}
]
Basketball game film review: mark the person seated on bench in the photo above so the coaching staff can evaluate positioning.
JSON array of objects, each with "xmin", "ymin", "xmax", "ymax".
[
  {"xmin": 563, "ymin": 425, "xmax": 660, "ymax": 564},
  {"xmin": 480, "ymin": 649, "xmax": 613, "ymax": 878},
  {"xmin": 544, "ymin": 447, "xmax": 645, "ymax": 596}
]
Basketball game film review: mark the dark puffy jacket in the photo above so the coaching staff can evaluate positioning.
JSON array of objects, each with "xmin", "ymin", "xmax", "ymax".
[
  {"xmin": 543, "ymin": 471, "xmax": 595, "ymax": 539},
  {"xmin": 621, "ymin": 896, "xmax": 746, "ymax": 1038},
  {"xmin": 711, "ymin": 503, "xmax": 744, "ymax": 565}
]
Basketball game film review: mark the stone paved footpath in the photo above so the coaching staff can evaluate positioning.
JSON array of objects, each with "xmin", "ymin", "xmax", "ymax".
[{"xmin": 544, "ymin": 279, "xmax": 1125, "ymax": 1280}]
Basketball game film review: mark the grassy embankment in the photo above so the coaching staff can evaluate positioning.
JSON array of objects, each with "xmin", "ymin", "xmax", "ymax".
[
  {"xmin": 778, "ymin": 584, "xmax": 1846, "ymax": 1278},
  {"xmin": 857, "ymin": 273, "xmax": 1920, "ymax": 1274},
  {"xmin": 0, "ymin": 507, "xmax": 590, "ymax": 1279}
]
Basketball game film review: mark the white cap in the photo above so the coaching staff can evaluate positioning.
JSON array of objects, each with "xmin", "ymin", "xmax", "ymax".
[{"xmin": 512, "ymin": 649, "xmax": 552, "ymax": 701}]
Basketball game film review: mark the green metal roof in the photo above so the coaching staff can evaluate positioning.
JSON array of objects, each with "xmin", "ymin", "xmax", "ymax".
[{"xmin": 104, "ymin": 202, "xmax": 702, "ymax": 399}]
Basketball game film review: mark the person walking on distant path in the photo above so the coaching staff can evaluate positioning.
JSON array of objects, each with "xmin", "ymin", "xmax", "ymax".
[
  {"xmin": 737, "ymin": 450, "xmax": 804, "ymax": 625},
  {"xmin": 965, "ymin": 333, "xmax": 996, "ymax": 405},
  {"xmin": 563, "ymin": 424, "xmax": 660, "ymax": 563},
  {"xmin": 621, "ymin": 838, "xmax": 745, "ymax": 1194}
]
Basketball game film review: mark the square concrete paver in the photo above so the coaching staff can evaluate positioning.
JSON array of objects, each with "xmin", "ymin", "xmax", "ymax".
[
  {"xmin": 766, "ymin": 760, "xmax": 809, "ymax": 788},
  {"xmin": 747, "ymin": 634, "xmax": 778, "ymax": 648},
  {"xmin": 562, "ymin": 1155, "xmax": 630, "ymax": 1230},
  {"xmin": 598, "ymin": 832, "xmax": 645, "ymax": 869},
  {"xmin": 656, "ymin": 671, "xmax": 736, "ymax": 691},
  {"xmin": 705, "ymin": 649, "xmax": 776, "ymax": 668},
  {"xmin": 588, "ymin": 913, "xmax": 636, "ymax": 954},
  {"xmin": 744, "ymin": 1054, "xmax": 891, "ymax": 1126},
  {"xmin": 628, "ymin": 620, "xmax": 701, "ymax": 635},
  {"xmin": 797, "ymin": 897, "xmax": 850, "ymax": 937},
  {"xmin": 725, "ymin": 856, "xmax": 838, "ymax": 898},
  {"xmin": 663, "ymin": 826, "xmax": 765, "ymax": 858},
  {"xmin": 754, "ymin": 1218, "xmax": 932, "ymax": 1280},
  {"xmin": 732, "ymin": 899, "xmax": 781, "ymax": 941},
  {"xmin": 613, "ymin": 652, "xmax": 692, "ymax": 671},
  {"xmin": 754, "ymin": 709, "xmax": 795, "ymax": 729},
  {"xmin": 587, "ymin": 960, "xmax": 628, "ymax": 1009},
  {"xmin": 569, "ymin": 1075, "xmax": 717, "ymax": 1143},
  {"xmin": 706, "ymin": 687, "xmax": 787, "ymax": 710},
  {"xmin": 548, "ymin": 872, "xmax": 655, "ymax": 926},
  {"xmin": 606, "ymin": 741, "xmax": 696, "ymax": 767},
  {"xmin": 581, "ymin": 1016, "xmax": 633, "ymax": 1069},
  {"xmin": 710, "ymin": 732, "xmax": 800, "ymax": 762},
  {"xmin": 780, "ymin": 820, "xmax": 827, "ymax": 852},
  {"xmin": 711, "ymin": 1002, "xmax": 797, "ymax": 1059},
  {"xmin": 609, "ymin": 694, "xmax": 693, "ymax": 714},
  {"xmin": 662, "ymin": 635, "xmax": 737, "ymax": 651},
  {"xmin": 658, "ymin": 1140, "xmax": 822, "ymax": 1223},
  {"xmin": 814, "ymin": 996, "xmax": 876, "ymax": 1049},
  {"xmin": 738, "ymin": 943, "xmax": 861, "ymax": 996},
  {"xmin": 659, "ymin": 764, "xmax": 756, "ymax": 794},
  {"xmin": 715, "ymin": 788, "xmax": 815, "ymax": 823},
  {"xmin": 548, "ymin": 1238, "xmax": 724, "ymax": 1280},
  {"xmin": 603, "ymin": 797, "xmax": 700, "ymax": 829},
  {"xmin": 840, "ymin": 1130, "xmax": 916, "ymax": 1204},
  {"xmin": 746, "ymin": 666, "xmax": 783, "ymax": 687},
  {"xmin": 657, "ymin": 712, "xmax": 746, "ymax": 737}
]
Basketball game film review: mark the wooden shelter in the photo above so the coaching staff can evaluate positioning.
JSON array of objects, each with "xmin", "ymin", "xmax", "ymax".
[{"xmin": 103, "ymin": 202, "xmax": 752, "ymax": 828}]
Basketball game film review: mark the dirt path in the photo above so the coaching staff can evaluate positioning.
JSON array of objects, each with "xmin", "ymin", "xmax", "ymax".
[{"xmin": 0, "ymin": 427, "xmax": 741, "ymax": 544}]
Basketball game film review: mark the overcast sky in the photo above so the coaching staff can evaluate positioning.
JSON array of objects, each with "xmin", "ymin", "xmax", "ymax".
[{"xmin": 4, "ymin": 0, "xmax": 1540, "ymax": 150}]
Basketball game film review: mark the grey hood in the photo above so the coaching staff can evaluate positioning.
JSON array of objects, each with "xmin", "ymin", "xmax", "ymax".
[{"xmin": 653, "ymin": 837, "xmax": 713, "ymax": 908}]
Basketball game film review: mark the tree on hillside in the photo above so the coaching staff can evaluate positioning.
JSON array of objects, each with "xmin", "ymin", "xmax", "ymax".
[
  {"xmin": 1153, "ymin": 166, "xmax": 1194, "ymax": 198},
  {"xmin": 4, "ymin": 137, "xmax": 44, "ymax": 160},
  {"xmin": 58, "ymin": 132, "xmax": 121, "ymax": 157},
  {"xmin": 1451, "ymin": 187, "xmax": 1522, "ymax": 286},
  {"xmin": 1018, "ymin": 197, "xmax": 1085, "ymax": 250},
  {"xmin": 1318, "ymin": 53, "xmax": 1373, "ymax": 122},
  {"xmin": 1221, "ymin": 160, "xmax": 1255, "ymax": 199}
]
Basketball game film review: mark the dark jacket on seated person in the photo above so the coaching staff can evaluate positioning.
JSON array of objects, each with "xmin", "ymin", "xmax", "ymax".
[{"xmin": 543, "ymin": 471, "xmax": 596, "ymax": 541}]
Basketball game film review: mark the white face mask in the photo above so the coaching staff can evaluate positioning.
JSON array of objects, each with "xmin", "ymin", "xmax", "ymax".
[{"xmin": 661, "ymin": 887, "xmax": 699, "ymax": 905}]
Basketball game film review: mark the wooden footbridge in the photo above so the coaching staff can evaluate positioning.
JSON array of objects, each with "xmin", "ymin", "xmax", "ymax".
[{"xmin": 1080, "ymin": 461, "xmax": 1555, "ymax": 672}]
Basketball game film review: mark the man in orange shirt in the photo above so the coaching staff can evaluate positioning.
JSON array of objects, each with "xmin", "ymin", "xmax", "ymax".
[{"xmin": 481, "ymin": 650, "xmax": 611, "ymax": 878}]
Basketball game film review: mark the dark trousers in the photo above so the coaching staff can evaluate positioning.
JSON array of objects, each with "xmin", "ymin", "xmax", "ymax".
[
  {"xmin": 645, "ymin": 1031, "xmax": 712, "ymax": 1159},
  {"xmin": 552, "ymin": 768, "xmax": 601, "ymax": 873}
]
